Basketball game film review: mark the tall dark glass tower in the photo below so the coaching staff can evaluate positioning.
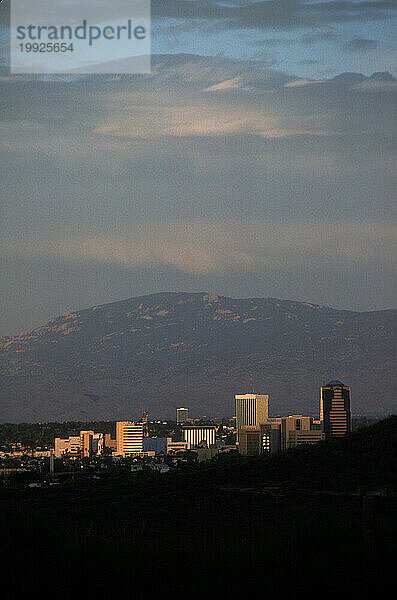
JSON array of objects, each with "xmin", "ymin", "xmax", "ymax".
[{"xmin": 320, "ymin": 381, "xmax": 351, "ymax": 439}]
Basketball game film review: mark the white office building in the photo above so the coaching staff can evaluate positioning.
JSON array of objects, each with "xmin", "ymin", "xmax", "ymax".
[
  {"xmin": 182, "ymin": 426, "xmax": 216, "ymax": 449},
  {"xmin": 235, "ymin": 394, "xmax": 269, "ymax": 431}
]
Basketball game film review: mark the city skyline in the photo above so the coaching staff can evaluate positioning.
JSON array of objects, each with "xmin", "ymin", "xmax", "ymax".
[
  {"xmin": 35, "ymin": 379, "xmax": 353, "ymax": 458},
  {"xmin": 0, "ymin": 2, "xmax": 395, "ymax": 595}
]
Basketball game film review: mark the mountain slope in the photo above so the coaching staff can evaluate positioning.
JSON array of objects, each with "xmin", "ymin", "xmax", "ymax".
[{"xmin": 0, "ymin": 292, "xmax": 395, "ymax": 421}]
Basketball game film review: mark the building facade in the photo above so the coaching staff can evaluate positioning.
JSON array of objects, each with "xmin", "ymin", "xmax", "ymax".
[
  {"xmin": 92, "ymin": 433, "xmax": 104, "ymax": 455},
  {"xmin": 80, "ymin": 430, "xmax": 94, "ymax": 457},
  {"xmin": 287, "ymin": 429, "xmax": 323, "ymax": 447},
  {"xmin": 166, "ymin": 439, "xmax": 190, "ymax": 453},
  {"xmin": 143, "ymin": 437, "xmax": 167, "ymax": 455},
  {"xmin": 237, "ymin": 426, "xmax": 263, "ymax": 456},
  {"xmin": 280, "ymin": 415, "xmax": 311, "ymax": 450},
  {"xmin": 268, "ymin": 416, "xmax": 323, "ymax": 450},
  {"xmin": 176, "ymin": 407, "xmax": 189, "ymax": 424},
  {"xmin": 54, "ymin": 436, "xmax": 81, "ymax": 458},
  {"xmin": 55, "ymin": 431, "xmax": 105, "ymax": 458},
  {"xmin": 104, "ymin": 433, "xmax": 117, "ymax": 449},
  {"xmin": 237, "ymin": 415, "xmax": 322, "ymax": 456},
  {"xmin": 320, "ymin": 381, "xmax": 351, "ymax": 439},
  {"xmin": 116, "ymin": 421, "xmax": 144, "ymax": 456},
  {"xmin": 235, "ymin": 394, "xmax": 269, "ymax": 432},
  {"xmin": 238, "ymin": 423, "xmax": 281, "ymax": 456},
  {"xmin": 182, "ymin": 426, "xmax": 216, "ymax": 449}
]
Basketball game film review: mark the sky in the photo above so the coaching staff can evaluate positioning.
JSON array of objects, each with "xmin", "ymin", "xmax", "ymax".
[{"xmin": 1, "ymin": 0, "xmax": 396, "ymax": 336}]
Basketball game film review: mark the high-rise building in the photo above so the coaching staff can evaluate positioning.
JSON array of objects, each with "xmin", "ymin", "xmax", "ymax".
[
  {"xmin": 176, "ymin": 407, "xmax": 189, "ymax": 424},
  {"xmin": 116, "ymin": 421, "xmax": 144, "ymax": 456},
  {"xmin": 80, "ymin": 430, "xmax": 94, "ymax": 457},
  {"xmin": 235, "ymin": 393, "xmax": 269, "ymax": 449},
  {"xmin": 235, "ymin": 394, "xmax": 269, "ymax": 431},
  {"xmin": 320, "ymin": 381, "xmax": 351, "ymax": 439},
  {"xmin": 182, "ymin": 425, "xmax": 216, "ymax": 449}
]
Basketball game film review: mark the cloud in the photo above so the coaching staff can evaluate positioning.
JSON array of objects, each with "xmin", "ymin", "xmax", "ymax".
[
  {"xmin": 249, "ymin": 31, "xmax": 338, "ymax": 48},
  {"xmin": 150, "ymin": 0, "xmax": 397, "ymax": 30},
  {"xmin": 1, "ymin": 53, "xmax": 396, "ymax": 333},
  {"xmin": 1, "ymin": 54, "xmax": 396, "ymax": 155},
  {"xmin": 300, "ymin": 31, "xmax": 339, "ymax": 44},
  {"xmin": 344, "ymin": 38, "xmax": 379, "ymax": 52},
  {"xmin": 284, "ymin": 77, "xmax": 325, "ymax": 87},
  {"xmin": 3, "ymin": 219, "xmax": 396, "ymax": 275},
  {"xmin": 299, "ymin": 59, "xmax": 323, "ymax": 65},
  {"xmin": 204, "ymin": 76, "xmax": 244, "ymax": 91},
  {"xmin": 352, "ymin": 79, "xmax": 397, "ymax": 92}
]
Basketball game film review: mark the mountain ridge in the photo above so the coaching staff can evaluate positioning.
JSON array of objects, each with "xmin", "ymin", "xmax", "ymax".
[
  {"xmin": 3, "ymin": 290, "xmax": 395, "ymax": 341},
  {"xmin": 0, "ymin": 292, "xmax": 395, "ymax": 422}
]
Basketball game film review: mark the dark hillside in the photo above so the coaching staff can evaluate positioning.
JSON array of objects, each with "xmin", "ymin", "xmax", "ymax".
[{"xmin": 0, "ymin": 418, "xmax": 396, "ymax": 598}]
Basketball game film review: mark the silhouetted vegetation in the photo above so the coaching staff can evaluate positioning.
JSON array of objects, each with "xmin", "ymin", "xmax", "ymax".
[{"xmin": 1, "ymin": 418, "xmax": 396, "ymax": 598}]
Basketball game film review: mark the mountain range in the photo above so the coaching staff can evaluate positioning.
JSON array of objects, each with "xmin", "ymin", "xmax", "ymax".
[{"xmin": 0, "ymin": 292, "xmax": 395, "ymax": 422}]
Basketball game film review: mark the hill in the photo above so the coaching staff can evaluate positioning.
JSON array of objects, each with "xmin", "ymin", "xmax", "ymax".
[
  {"xmin": 205, "ymin": 415, "xmax": 397, "ymax": 492},
  {"xmin": 0, "ymin": 292, "xmax": 395, "ymax": 421},
  {"xmin": 0, "ymin": 418, "xmax": 396, "ymax": 598}
]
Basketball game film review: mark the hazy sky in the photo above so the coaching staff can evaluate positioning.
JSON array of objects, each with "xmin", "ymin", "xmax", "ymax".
[{"xmin": 1, "ymin": 1, "xmax": 396, "ymax": 335}]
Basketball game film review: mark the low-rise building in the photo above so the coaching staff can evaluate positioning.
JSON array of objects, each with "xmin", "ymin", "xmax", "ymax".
[
  {"xmin": 166, "ymin": 439, "xmax": 190, "ymax": 454},
  {"xmin": 287, "ymin": 429, "xmax": 323, "ymax": 447},
  {"xmin": 143, "ymin": 437, "xmax": 167, "ymax": 455},
  {"xmin": 238, "ymin": 426, "xmax": 263, "ymax": 456},
  {"xmin": 54, "ymin": 436, "xmax": 81, "ymax": 458},
  {"xmin": 194, "ymin": 445, "xmax": 237, "ymax": 462},
  {"xmin": 238, "ymin": 423, "xmax": 281, "ymax": 456},
  {"xmin": 55, "ymin": 431, "xmax": 105, "ymax": 458},
  {"xmin": 281, "ymin": 415, "xmax": 312, "ymax": 450},
  {"xmin": 33, "ymin": 449, "xmax": 52, "ymax": 458},
  {"xmin": 104, "ymin": 434, "xmax": 117, "ymax": 449},
  {"xmin": 182, "ymin": 425, "xmax": 216, "ymax": 449}
]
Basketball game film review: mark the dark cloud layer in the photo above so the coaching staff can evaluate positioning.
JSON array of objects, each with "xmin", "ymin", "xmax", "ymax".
[
  {"xmin": 344, "ymin": 37, "xmax": 379, "ymax": 51},
  {"xmin": 151, "ymin": 0, "xmax": 397, "ymax": 29}
]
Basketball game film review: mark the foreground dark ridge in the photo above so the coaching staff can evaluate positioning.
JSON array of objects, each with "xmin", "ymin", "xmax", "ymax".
[
  {"xmin": 0, "ymin": 292, "xmax": 395, "ymax": 421},
  {"xmin": 0, "ymin": 418, "xmax": 396, "ymax": 598}
]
